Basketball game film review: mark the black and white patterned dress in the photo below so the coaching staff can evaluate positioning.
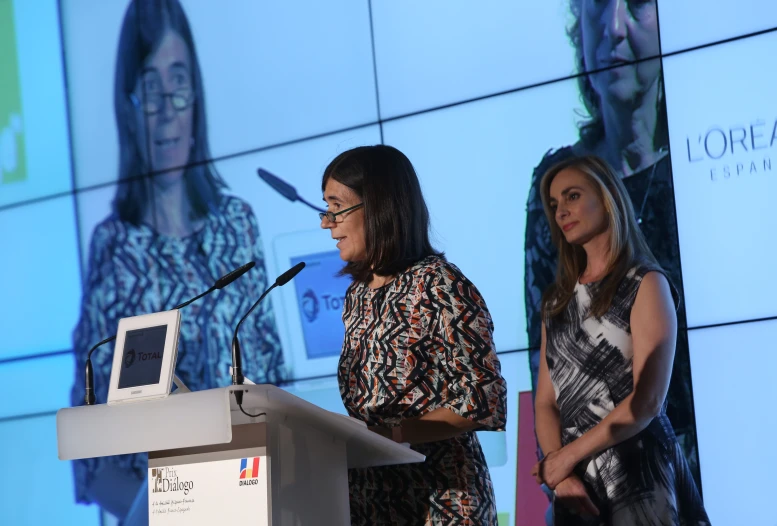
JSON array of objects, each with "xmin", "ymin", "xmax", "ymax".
[
  {"xmin": 525, "ymin": 148, "xmax": 699, "ymax": 486},
  {"xmin": 544, "ymin": 266, "xmax": 710, "ymax": 525}
]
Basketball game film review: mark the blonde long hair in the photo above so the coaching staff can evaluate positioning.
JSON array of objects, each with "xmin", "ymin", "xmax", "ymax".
[{"xmin": 540, "ymin": 155, "xmax": 660, "ymax": 320}]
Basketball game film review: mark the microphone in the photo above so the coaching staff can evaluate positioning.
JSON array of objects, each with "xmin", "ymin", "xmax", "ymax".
[
  {"xmin": 83, "ymin": 261, "xmax": 256, "ymax": 405},
  {"xmin": 173, "ymin": 261, "xmax": 255, "ymax": 310},
  {"xmin": 275, "ymin": 261, "xmax": 306, "ymax": 287},
  {"xmin": 231, "ymin": 262, "xmax": 306, "ymax": 410},
  {"xmin": 257, "ymin": 168, "xmax": 326, "ymax": 214}
]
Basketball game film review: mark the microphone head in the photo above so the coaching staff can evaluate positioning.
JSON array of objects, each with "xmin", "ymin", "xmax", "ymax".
[
  {"xmin": 275, "ymin": 262, "xmax": 306, "ymax": 287},
  {"xmin": 258, "ymin": 168, "xmax": 299, "ymax": 203},
  {"xmin": 214, "ymin": 261, "xmax": 256, "ymax": 289}
]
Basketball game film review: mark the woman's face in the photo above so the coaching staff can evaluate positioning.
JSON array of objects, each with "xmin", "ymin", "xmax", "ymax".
[
  {"xmin": 548, "ymin": 167, "xmax": 609, "ymax": 246},
  {"xmin": 581, "ymin": 0, "xmax": 660, "ymax": 104},
  {"xmin": 320, "ymin": 178, "xmax": 366, "ymax": 262},
  {"xmin": 134, "ymin": 29, "xmax": 194, "ymax": 187}
]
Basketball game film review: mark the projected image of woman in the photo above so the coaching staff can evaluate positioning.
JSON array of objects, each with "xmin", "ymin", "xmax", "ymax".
[
  {"xmin": 523, "ymin": 0, "xmax": 698, "ymax": 488},
  {"xmin": 69, "ymin": 0, "xmax": 284, "ymax": 523}
]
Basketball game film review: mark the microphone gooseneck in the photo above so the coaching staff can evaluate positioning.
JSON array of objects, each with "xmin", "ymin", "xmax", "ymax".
[
  {"xmin": 214, "ymin": 261, "xmax": 256, "ymax": 290},
  {"xmin": 173, "ymin": 262, "xmax": 257, "ymax": 311},
  {"xmin": 84, "ymin": 358, "xmax": 95, "ymax": 406},
  {"xmin": 84, "ymin": 335, "xmax": 117, "ymax": 405},
  {"xmin": 172, "ymin": 287, "xmax": 213, "ymax": 311},
  {"xmin": 275, "ymin": 261, "xmax": 306, "ymax": 287},
  {"xmin": 231, "ymin": 285, "xmax": 275, "ymax": 406},
  {"xmin": 231, "ymin": 262, "xmax": 306, "ymax": 409},
  {"xmin": 83, "ymin": 261, "xmax": 256, "ymax": 405}
]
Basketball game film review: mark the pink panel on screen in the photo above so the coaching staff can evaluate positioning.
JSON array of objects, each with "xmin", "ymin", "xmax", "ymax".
[{"xmin": 516, "ymin": 390, "xmax": 549, "ymax": 526}]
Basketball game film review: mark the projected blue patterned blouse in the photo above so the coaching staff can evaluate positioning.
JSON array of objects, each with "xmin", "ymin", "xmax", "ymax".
[{"xmin": 69, "ymin": 195, "xmax": 285, "ymax": 504}]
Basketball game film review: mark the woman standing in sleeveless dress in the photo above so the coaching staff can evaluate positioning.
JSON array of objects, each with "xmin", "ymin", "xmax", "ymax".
[{"xmin": 530, "ymin": 155, "xmax": 709, "ymax": 525}]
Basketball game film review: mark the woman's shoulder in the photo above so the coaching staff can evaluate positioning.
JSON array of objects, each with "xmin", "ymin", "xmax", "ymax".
[
  {"xmin": 83, "ymin": 215, "xmax": 157, "ymax": 270},
  {"xmin": 406, "ymin": 255, "xmax": 479, "ymax": 292},
  {"xmin": 406, "ymin": 255, "xmax": 451, "ymax": 280},
  {"xmin": 214, "ymin": 194, "xmax": 256, "ymax": 221},
  {"xmin": 89, "ymin": 213, "xmax": 134, "ymax": 250},
  {"xmin": 626, "ymin": 260, "xmax": 666, "ymax": 283},
  {"xmin": 208, "ymin": 195, "xmax": 262, "ymax": 239},
  {"xmin": 626, "ymin": 262, "xmax": 680, "ymax": 309}
]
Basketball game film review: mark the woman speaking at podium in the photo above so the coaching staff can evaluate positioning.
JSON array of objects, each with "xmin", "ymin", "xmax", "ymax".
[{"xmin": 320, "ymin": 145, "xmax": 508, "ymax": 525}]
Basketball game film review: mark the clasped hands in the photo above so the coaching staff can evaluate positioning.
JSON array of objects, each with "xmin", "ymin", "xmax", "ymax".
[{"xmin": 531, "ymin": 448, "xmax": 600, "ymax": 518}]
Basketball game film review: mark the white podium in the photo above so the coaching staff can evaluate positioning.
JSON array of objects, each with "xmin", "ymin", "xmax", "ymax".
[{"xmin": 57, "ymin": 385, "xmax": 425, "ymax": 525}]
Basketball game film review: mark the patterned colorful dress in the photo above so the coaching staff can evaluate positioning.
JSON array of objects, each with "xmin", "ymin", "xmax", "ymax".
[
  {"xmin": 544, "ymin": 265, "xmax": 709, "ymax": 525},
  {"xmin": 339, "ymin": 256, "xmax": 507, "ymax": 525},
  {"xmin": 70, "ymin": 195, "xmax": 284, "ymax": 504}
]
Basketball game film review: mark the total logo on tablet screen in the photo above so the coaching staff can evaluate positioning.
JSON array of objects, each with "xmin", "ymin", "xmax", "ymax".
[{"xmin": 118, "ymin": 325, "xmax": 168, "ymax": 389}]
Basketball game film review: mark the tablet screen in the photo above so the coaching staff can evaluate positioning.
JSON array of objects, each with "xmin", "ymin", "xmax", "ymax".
[{"xmin": 117, "ymin": 324, "xmax": 168, "ymax": 389}]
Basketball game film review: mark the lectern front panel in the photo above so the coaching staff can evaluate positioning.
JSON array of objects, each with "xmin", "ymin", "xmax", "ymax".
[{"xmin": 148, "ymin": 423, "xmax": 270, "ymax": 525}]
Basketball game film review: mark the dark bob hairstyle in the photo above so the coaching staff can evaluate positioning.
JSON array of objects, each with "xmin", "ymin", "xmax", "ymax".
[
  {"xmin": 112, "ymin": 0, "xmax": 226, "ymax": 225},
  {"xmin": 321, "ymin": 145, "xmax": 442, "ymax": 282}
]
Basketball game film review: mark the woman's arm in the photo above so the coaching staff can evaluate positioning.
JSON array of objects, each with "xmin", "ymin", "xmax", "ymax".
[
  {"xmin": 538, "ymin": 272, "xmax": 677, "ymax": 488},
  {"xmin": 531, "ymin": 324, "xmax": 600, "ymax": 518},
  {"xmin": 371, "ymin": 268, "xmax": 507, "ymax": 444},
  {"xmin": 369, "ymin": 407, "xmax": 481, "ymax": 444},
  {"xmin": 534, "ymin": 323, "xmax": 563, "ymax": 455}
]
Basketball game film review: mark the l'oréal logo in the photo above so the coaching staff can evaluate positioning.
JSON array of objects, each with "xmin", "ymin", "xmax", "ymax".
[{"xmin": 685, "ymin": 119, "xmax": 776, "ymax": 181}]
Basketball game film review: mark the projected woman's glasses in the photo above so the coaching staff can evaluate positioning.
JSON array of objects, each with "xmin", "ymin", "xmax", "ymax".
[{"xmin": 130, "ymin": 87, "xmax": 194, "ymax": 115}]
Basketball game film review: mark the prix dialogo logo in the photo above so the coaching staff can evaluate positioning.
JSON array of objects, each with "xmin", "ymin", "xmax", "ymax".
[
  {"xmin": 151, "ymin": 467, "xmax": 194, "ymax": 496},
  {"xmin": 239, "ymin": 457, "xmax": 260, "ymax": 487}
]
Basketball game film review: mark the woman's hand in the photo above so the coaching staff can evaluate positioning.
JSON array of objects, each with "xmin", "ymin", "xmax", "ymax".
[
  {"xmin": 554, "ymin": 475, "xmax": 600, "ymax": 517},
  {"xmin": 367, "ymin": 408, "xmax": 481, "ymax": 445},
  {"xmin": 531, "ymin": 448, "xmax": 577, "ymax": 490}
]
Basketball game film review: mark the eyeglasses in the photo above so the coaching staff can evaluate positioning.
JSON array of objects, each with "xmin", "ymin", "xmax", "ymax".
[
  {"xmin": 130, "ymin": 87, "xmax": 195, "ymax": 115},
  {"xmin": 319, "ymin": 203, "xmax": 363, "ymax": 223}
]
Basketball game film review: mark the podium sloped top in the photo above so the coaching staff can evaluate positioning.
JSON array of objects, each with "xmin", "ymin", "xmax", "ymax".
[
  {"xmin": 238, "ymin": 384, "xmax": 424, "ymax": 469},
  {"xmin": 57, "ymin": 385, "xmax": 424, "ymax": 469},
  {"xmin": 57, "ymin": 387, "xmax": 233, "ymax": 462}
]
